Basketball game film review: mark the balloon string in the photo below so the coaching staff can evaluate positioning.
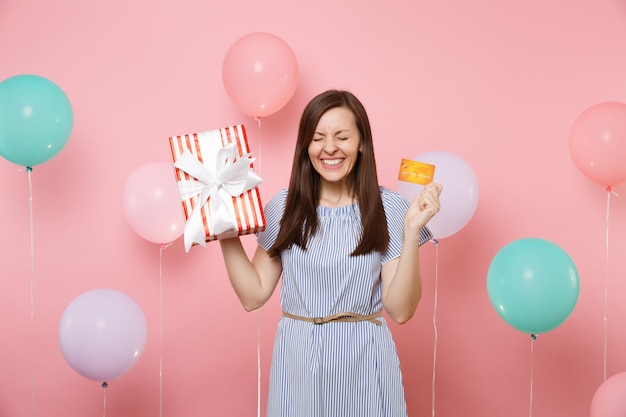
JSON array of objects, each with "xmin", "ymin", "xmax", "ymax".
[
  {"xmin": 257, "ymin": 309, "xmax": 262, "ymax": 417},
  {"xmin": 255, "ymin": 116, "xmax": 262, "ymax": 417},
  {"xmin": 602, "ymin": 187, "xmax": 615, "ymax": 381},
  {"xmin": 156, "ymin": 241, "xmax": 172, "ymax": 414},
  {"xmin": 159, "ymin": 244, "xmax": 165, "ymax": 417},
  {"xmin": 27, "ymin": 167, "xmax": 34, "ymax": 417},
  {"xmin": 529, "ymin": 335, "xmax": 536, "ymax": 417},
  {"xmin": 431, "ymin": 239, "xmax": 439, "ymax": 417},
  {"xmin": 254, "ymin": 117, "xmax": 262, "ymax": 176},
  {"xmin": 102, "ymin": 382, "xmax": 108, "ymax": 417}
]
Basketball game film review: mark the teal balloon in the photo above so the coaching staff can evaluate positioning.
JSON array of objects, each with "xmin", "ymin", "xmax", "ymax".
[
  {"xmin": 487, "ymin": 238, "xmax": 579, "ymax": 335},
  {"xmin": 0, "ymin": 74, "xmax": 73, "ymax": 167}
]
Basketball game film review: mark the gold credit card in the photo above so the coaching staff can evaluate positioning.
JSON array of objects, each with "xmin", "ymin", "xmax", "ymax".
[{"xmin": 398, "ymin": 159, "xmax": 435, "ymax": 185}]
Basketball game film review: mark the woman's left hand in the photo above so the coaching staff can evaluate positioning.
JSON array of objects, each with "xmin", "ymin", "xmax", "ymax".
[{"xmin": 405, "ymin": 182, "xmax": 443, "ymax": 234}]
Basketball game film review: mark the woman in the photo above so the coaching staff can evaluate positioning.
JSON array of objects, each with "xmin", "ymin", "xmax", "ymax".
[{"xmin": 219, "ymin": 89, "xmax": 442, "ymax": 416}]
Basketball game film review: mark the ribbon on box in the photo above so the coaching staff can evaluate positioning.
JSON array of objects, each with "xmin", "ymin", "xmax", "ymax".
[{"xmin": 174, "ymin": 143, "xmax": 262, "ymax": 252}]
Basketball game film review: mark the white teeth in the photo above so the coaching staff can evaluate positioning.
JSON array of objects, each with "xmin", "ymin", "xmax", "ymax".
[{"xmin": 323, "ymin": 159, "xmax": 343, "ymax": 166}]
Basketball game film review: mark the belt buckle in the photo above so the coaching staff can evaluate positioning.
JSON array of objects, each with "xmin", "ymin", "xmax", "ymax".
[{"xmin": 313, "ymin": 317, "xmax": 323, "ymax": 325}]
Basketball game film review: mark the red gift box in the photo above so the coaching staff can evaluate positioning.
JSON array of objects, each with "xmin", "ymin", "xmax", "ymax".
[{"xmin": 169, "ymin": 124, "xmax": 265, "ymax": 251}]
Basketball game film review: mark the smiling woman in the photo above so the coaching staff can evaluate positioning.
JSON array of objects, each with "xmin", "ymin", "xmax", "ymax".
[{"xmin": 217, "ymin": 89, "xmax": 441, "ymax": 417}]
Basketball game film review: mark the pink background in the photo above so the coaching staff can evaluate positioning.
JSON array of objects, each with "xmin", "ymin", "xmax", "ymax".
[{"xmin": 2, "ymin": 0, "xmax": 626, "ymax": 416}]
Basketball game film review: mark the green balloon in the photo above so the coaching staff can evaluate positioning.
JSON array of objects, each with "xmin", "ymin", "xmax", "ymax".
[
  {"xmin": 487, "ymin": 238, "xmax": 580, "ymax": 335},
  {"xmin": 0, "ymin": 74, "xmax": 73, "ymax": 167}
]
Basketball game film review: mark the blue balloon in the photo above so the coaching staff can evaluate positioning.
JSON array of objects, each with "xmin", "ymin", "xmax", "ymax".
[
  {"xmin": 0, "ymin": 74, "xmax": 73, "ymax": 167},
  {"xmin": 487, "ymin": 238, "xmax": 579, "ymax": 335}
]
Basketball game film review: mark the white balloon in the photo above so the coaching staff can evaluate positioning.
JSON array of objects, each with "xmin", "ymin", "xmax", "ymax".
[
  {"xmin": 58, "ymin": 288, "xmax": 147, "ymax": 383},
  {"xmin": 397, "ymin": 151, "xmax": 479, "ymax": 239}
]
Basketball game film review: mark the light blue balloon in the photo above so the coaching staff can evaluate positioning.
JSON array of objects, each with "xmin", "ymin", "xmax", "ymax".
[
  {"xmin": 0, "ymin": 74, "xmax": 73, "ymax": 167},
  {"xmin": 487, "ymin": 238, "xmax": 579, "ymax": 335}
]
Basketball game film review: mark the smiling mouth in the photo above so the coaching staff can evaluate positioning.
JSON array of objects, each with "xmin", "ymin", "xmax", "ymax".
[{"xmin": 322, "ymin": 159, "xmax": 344, "ymax": 166}]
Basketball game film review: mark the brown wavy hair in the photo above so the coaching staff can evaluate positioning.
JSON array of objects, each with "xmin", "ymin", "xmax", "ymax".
[{"xmin": 268, "ymin": 90, "xmax": 389, "ymax": 257}]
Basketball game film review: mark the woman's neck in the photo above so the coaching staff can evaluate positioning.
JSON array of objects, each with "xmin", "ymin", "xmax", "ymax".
[{"xmin": 318, "ymin": 184, "xmax": 356, "ymax": 208}]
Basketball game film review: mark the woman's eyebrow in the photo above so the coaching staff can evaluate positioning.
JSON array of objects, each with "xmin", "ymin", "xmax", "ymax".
[{"xmin": 314, "ymin": 129, "xmax": 351, "ymax": 135}]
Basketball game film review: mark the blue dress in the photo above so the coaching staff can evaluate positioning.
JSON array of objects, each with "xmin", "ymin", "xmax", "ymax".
[{"xmin": 257, "ymin": 187, "xmax": 432, "ymax": 417}]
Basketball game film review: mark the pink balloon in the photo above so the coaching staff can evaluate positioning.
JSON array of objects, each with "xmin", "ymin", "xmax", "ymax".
[
  {"xmin": 122, "ymin": 162, "xmax": 184, "ymax": 245},
  {"xmin": 58, "ymin": 289, "xmax": 147, "ymax": 383},
  {"xmin": 569, "ymin": 101, "xmax": 626, "ymax": 188},
  {"xmin": 397, "ymin": 151, "xmax": 479, "ymax": 239},
  {"xmin": 590, "ymin": 372, "xmax": 626, "ymax": 417},
  {"xmin": 222, "ymin": 32, "xmax": 298, "ymax": 118}
]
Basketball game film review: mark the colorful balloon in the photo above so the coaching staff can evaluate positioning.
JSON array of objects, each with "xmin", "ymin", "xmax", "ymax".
[
  {"xmin": 122, "ymin": 162, "xmax": 185, "ymax": 245},
  {"xmin": 487, "ymin": 238, "xmax": 579, "ymax": 335},
  {"xmin": 569, "ymin": 101, "xmax": 626, "ymax": 188},
  {"xmin": 590, "ymin": 372, "xmax": 626, "ymax": 417},
  {"xmin": 222, "ymin": 32, "xmax": 298, "ymax": 118},
  {"xmin": 397, "ymin": 151, "xmax": 479, "ymax": 239},
  {"xmin": 0, "ymin": 74, "xmax": 73, "ymax": 167},
  {"xmin": 58, "ymin": 288, "xmax": 147, "ymax": 383}
]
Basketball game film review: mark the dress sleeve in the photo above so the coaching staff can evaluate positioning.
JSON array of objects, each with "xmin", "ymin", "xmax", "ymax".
[
  {"xmin": 256, "ymin": 188, "xmax": 288, "ymax": 251},
  {"xmin": 381, "ymin": 188, "xmax": 433, "ymax": 264}
]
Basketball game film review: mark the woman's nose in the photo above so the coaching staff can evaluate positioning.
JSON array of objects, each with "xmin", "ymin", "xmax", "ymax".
[{"xmin": 323, "ymin": 139, "xmax": 337, "ymax": 153}]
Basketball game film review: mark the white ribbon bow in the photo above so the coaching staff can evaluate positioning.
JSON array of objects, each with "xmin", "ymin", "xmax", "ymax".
[{"xmin": 174, "ymin": 143, "xmax": 262, "ymax": 252}]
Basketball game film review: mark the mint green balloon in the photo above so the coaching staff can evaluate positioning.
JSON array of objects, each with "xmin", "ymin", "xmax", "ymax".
[
  {"xmin": 487, "ymin": 238, "xmax": 579, "ymax": 335},
  {"xmin": 0, "ymin": 74, "xmax": 73, "ymax": 167}
]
